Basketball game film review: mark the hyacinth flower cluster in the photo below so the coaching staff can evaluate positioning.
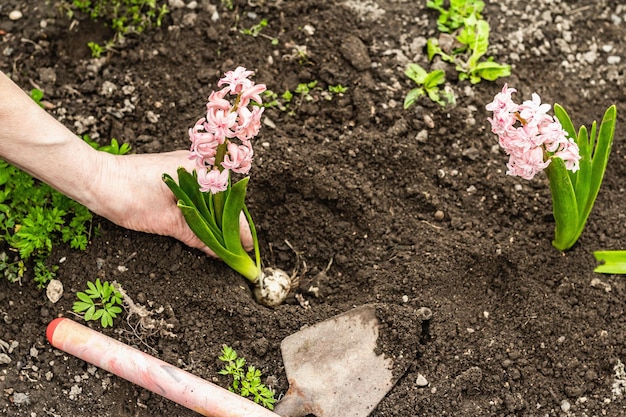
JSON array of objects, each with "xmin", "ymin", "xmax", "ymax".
[
  {"xmin": 163, "ymin": 67, "xmax": 292, "ymax": 307},
  {"xmin": 487, "ymin": 84, "xmax": 581, "ymax": 180},
  {"xmin": 487, "ymin": 85, "xmax": 616, "ymax": 251}
]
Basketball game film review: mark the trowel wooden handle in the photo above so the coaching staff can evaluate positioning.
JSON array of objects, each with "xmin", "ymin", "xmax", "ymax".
[{"xmin": 46, "ymin": 318, "xmax": 278, "ymax": 417}]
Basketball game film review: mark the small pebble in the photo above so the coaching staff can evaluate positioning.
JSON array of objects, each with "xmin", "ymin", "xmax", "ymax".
[
  {"xmin": 9, "ymin": 10, "xmax": 23, "ymax": 21},
  {"xmin": 434, "ymin": 210, "xmax": 445, "ymax": 221},
  {"xmin": 168, "ymin": 0, "xmax": 185, "ymax": 8},
  {"xmin": 423, "ymin": 114, "xmax": 435, "ymax": 128},
  {"xmin": 416, "ymin": 374, "xmax": 429, "ymax": 387},
  {"xmin": 12, "ymin": 392, "xmax": 30, "ymax": 405},
  {"xmin": 607, "ymin": 55, "xmax": 621, "ymax": 64},
  {"xmin": 46, "ymin": 279, "xmax": 64, "ymax": 304},
  {"xmin": 561, "ymin": 399, "xmax": 571, "ymax": 412}
]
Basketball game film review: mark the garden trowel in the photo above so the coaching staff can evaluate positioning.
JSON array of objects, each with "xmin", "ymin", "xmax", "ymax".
[{"xmin": 273, "ymin": 303, "xmax": 413, "ymax": 417}]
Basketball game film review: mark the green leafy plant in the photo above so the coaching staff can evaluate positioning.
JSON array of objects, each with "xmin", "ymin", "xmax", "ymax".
[
  {"xmin": 218, "ymin": 345, "xmax": 276, "ymax": 410},
  {"xmin": 594, "ymin": 251, "xmax": 626, "ymax": 274},
  {"xmin": 427, "ymin": 14, "xmax": 510, "ymax": 84},
  {"xmin": 163, "ymin": 67, "xmax": 292, "ymax": 307},
  {"xmin": 69, "ymin": 0, "xmax": 169, "ymax": 57},
  {"xmin": 487, "ymin": 85, "xmax": 616, "ymax": 252},
  {"xmin": 73, "ymin": 279, "xmax": 123, "ymax": 328},
  {"xmin": 0, "ymin": 160, "xmax": 92, "ymax": 287},
  {"xmin": 548, "ymin": 104, "xmax": 617, "ymax": 251},
  {"xmin": 403, "ymin": 63, "xmax": 455, "ymax": 108},
  {"xmin": 426, "ymin": 0, "xmax": 485, "ymax": 33},
  {"xmin": 1, "ymin": 137, "xmax": 131, "ymax": 287}
]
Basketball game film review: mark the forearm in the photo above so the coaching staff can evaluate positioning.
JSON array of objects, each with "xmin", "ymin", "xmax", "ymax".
[{"xmin": 0, "ymin": 71, "xmax": 108, "ymax": 210}]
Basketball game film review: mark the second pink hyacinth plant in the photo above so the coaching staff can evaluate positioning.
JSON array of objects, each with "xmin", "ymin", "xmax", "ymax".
[
  {"xmin": 163, "ymin": 67, "xmax": 292, "ymax": 307},
  {"xmin": 487, "ymin": 85, "xmax": 616, "ymax": 251}
]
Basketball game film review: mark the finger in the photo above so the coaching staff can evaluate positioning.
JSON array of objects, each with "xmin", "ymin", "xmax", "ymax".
[{"xmin": 239, "ymin": 211, "xmax": 254, "ymax": 252}]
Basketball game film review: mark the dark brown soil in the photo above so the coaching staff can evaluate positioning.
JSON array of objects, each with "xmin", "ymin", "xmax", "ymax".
[{"xmin": 2, "ymin": 0, "xmax": 626, "ymax": 416}]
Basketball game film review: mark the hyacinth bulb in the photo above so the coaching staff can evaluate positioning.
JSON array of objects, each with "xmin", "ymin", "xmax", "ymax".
[{"xmin": 253, "ymin": 268, "xmax": 293, "ymax": 308}]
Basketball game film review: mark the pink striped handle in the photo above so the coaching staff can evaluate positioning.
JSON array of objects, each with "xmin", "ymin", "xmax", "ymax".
[{"xmin": 47, "ymin": 318, "xmax": 279, "ymax": 417}]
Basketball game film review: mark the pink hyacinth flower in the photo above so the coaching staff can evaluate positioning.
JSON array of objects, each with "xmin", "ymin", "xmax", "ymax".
[
  {"xmin": 487, "ymin": 85, "xmax": 580, "ymax": 180},
  {"xmin": 197, "ymin": 168, "xmax": 230, "ymax": 194},
  {"xmin": 204, "ymin": 108, "xmax": 238, "ymax": 143},
  {"xmin": 239, "ymin": 83, "xmax": 267, "ymax": 107},
  {"xmin": 222, "ymin": 142, "xmax": 254, "ymax": 175},
  {"xmin": 218, "ymin": 66, "xmax": 255, "ymax": 95},
  {"xmin": 518, "ymin": 93, "xmax": 552, "ymax": 126},
  {"xmin": 485, "ymin": 84, "xmax": 518, "ymax": 115},
  {"xmin": 234, "ymin": 105, "xmax": 265, "ymax": 141},
  {"xmin": 206, "ymin": 89, "xmax": 231, "ymax": 113},
  {"xmin": 506, "ymin": 146, "xmax": 551, "ymax": 180},
  {"xmin": 554, "ymin": 139, "xmax": 581, "ymax": 172}
]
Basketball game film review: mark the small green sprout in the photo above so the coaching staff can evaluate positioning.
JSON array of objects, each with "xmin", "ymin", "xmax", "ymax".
[
  {"xmin": 328, "ymin": 84, "xmax": 348, "ymax": 94},
  {"xmin": 30, "ymin": 88, "xmax": 45, "ymax": 108},
  {"xmin": 82, "ymin": 135, "xmax": 132, "ymax": 155},
  {"xmin": 218, "ymin": 345, "xmax": 276, "ymax": 410},
  {"xmin": 426, "ymin": 5, "xmax": 510, "ymax": 84},
  {"xmin": 403, "ymin": 63, "xmax": 455, "ymax": 108},
  {"xmin": 426, "ymin": 0, "xmax": 485, "ymax": 33},
  {"xmin": 73, "ymin": 279, "xmax": 123, "ymax": 328},
  {"xmin": 239, "ymin": 19, "xmax": 278, "ymax": 44},
  {"xmin": 0, "ymin": 252, "xmax": 25, "ymax": 283},
  {"xmin": 294, "ymin": 81, "xmax": 317, "ymax": 98},
  {"xmin": 263, "ymin": 82, "xmax": 346, "ymax": 114},
  {"xmin": 241, "ymin": 19, "xmax": 268, "ymax": 37},
  {"xmin": 70, "ymin": 0, "xmax": 169, "ymax": 57}
]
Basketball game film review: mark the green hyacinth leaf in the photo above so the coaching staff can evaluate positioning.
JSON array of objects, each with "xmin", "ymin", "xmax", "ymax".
[
  {"xmin": 593, "ymin": 250, "xmax": 626, "ymax": 274},
  {"xmin": 177, "ymin": 201, "xmax": 259, "ymax": 282},
  {"xmin": 546, "ymin": 157, "xmax": 579, "ymax": 251},
  {"xmin": 586, "ymin": 105, "xmax": 616, "ymax": 218},
  {"xmin": 222, "ymin": 177, "xmax": 250, "ymax": 255}
]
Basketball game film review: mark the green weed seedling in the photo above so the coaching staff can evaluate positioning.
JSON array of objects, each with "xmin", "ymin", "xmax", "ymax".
[
  {"xmin": 240, "ymin": 19, "xmax": 279, "ymax": 45},
  {"xmin": 0, "ymin": 137, "xmax": 131, "ymax": 287},
  {"xmin": 73, "ymin": 279, "xmax": 123, "ymax": 328},
  {"xmin": 425, "ymin": 3, "xmax": 510, "ymax": 84},
  {"xmin": 69, "ymin": 0, "xmax": 169, "ymax": 57},
  {"xmin": 218, "ymin": 345, "xmax": 276, "ymax": 410},
  {"xmin": 264, "ymin": 81, "xmax": 348, "ymax": 115},
  {"xmin": 426, "ymin": 0, "xmax": 485, "ymax": 33},
  {"xmin": 241, "ymin": 18, "xmax": 268, "ymax": 37},
  {"xmin": 82, "ymin": 135, "xmax": 132, "ymax": 155},
  {"xmin": 328, "ymin": 84, "xmax": 348, "ymax": 94},
  {"xmin": 0, "ymin": 160, "xmax": 92, "ymax": 287},
  {"xmin": 404, "ymin": 63, "xmax": 455, "ymax": 108},
  {"xmin": 30, "ymin": 88, "xmax": 45, "ymax": 108}
]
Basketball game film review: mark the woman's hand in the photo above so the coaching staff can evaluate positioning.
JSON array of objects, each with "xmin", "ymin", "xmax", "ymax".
[{"xmin": 92, "ymin": 150, "xmax": 254, "ymax": 256}]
